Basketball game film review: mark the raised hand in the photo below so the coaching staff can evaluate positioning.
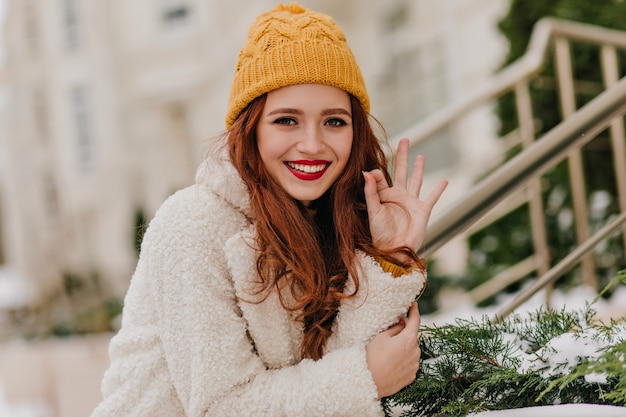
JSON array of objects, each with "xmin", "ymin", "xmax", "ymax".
[
  {"xmin": 363, "ymin": 138, "xmax": 447, "ymax": 262},
  {"xmin": 366, "ymin": 302, "xmax": 422, "ymax": 399}
]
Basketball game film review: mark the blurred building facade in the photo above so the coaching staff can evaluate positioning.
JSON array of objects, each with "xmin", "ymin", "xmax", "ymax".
[{"xmin": 0, "ymin": 0, "xmax": 509, "ymax": 317}]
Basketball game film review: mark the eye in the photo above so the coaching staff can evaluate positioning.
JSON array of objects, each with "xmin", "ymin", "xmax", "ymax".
[
  {"xmin": 273, "ymin": 117, "xmax": 297, "ymax": 126},
  {"xmin": 325, "ymin": 118, "xmax": 347, "ymax": 127}
]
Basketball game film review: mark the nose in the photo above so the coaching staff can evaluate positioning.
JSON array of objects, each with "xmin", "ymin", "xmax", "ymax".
[{"xmin": 296, "ymin": 125, "xmax": 325, "ymax": 155}]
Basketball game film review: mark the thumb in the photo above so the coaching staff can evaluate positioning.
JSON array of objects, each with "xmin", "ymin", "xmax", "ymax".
[{"xmin": 404, "ymin": 302, "xmax": 421, "ymax": 335}]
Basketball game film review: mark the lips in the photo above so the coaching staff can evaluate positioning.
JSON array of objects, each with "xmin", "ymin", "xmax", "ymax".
[{"xmin": 285, "ymin": 160, "xmax": 330, "ymax": 180}]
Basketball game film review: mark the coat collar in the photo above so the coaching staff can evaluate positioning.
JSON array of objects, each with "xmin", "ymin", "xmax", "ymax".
[
  {"xmin": 195, "ymin": 139, "xmax": 251, "ymax": 217},
  {"xmin": 224, "ymin": 225, "xmax": 304, "ymax": 369}
]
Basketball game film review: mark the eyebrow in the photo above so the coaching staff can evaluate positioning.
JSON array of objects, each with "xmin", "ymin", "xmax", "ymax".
[
  {"xmin": 266, "ymin": 108, "xmax": 352, "ymax": 117},
  {"xmin": 323, "ymin": 108, "xmax": 352, "ymax": 117}
]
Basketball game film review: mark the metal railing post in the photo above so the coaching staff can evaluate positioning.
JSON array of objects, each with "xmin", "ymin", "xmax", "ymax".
[
  {"xmin": 554, "ymin": 36, "xmax": 596, "ymax": 288},
  {"xmin": 601, "ymin": 45, "xmax": 626, "ymax": 260},
  {"xmin": 492, "ymin": 212, "xmax": 626, "ymax": 322},
  {"xmin": 515, "ymin": 80, "xmax": 551, "ymax": 280}
]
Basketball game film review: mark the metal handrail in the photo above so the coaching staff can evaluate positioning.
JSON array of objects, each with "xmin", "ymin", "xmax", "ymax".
[
  {"xmin": 407, "ymin": 17, "xmax": 626, "ymax": 317},
  {"xmin": 421, "ymin": 76, "xmax": 626, "ymax": 258},
  {"xmin": 400, "ymin": 18, "xmax": 626, "ymax": 320}
]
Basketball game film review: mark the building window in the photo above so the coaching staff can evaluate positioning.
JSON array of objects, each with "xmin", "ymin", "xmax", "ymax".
[
  {"xmin": 161, "ymin": 0, "xmax": 189, "ymax": 24},
  {"xmin": 24, "ymin": 0, "xmax": 40, "ymax": 54},
  {"xmin": 377, "ymin": 36, "xmax": 458, "ymax": 171},
  {"xmin": 70, "ymin": 86, "xmax": 93, "ymax": 172},
  {"xmin": 33, "ymin": 88, "xmax": 49, "ymax": 141},
  {"xmin": 379, "ymin": 38, "xmax": 449, "ymax": 129},
  {"xmin": 43, "ymin": 171, "xmax": 59, "ymax": 221},
  {"xmin": 62, "ymin": 0, "xmax": 80, "ymax": 50}
]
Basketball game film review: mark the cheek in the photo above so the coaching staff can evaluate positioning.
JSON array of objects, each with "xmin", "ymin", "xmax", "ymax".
[
  {"xmin": 338, "ymin": 135, "xmax": 354, "ymax": 163},
  {"xmin": 256, "ymin": 140, "xmax": 269, "ymax": 163},
  {"xmin": 255, "ymin": 127, "xmax": 276, "ymax": 163}
]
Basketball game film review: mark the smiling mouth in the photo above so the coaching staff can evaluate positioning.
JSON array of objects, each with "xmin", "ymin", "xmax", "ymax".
[
  {"xmin": 285, "ymin": 161, "xmax": 330, "ymax": 180},
  {"xmin": 286, "ymin": 161, "xmax": 328, "ymax": 173}
]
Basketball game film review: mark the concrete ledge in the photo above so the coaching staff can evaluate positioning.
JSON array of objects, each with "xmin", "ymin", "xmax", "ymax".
[{"xmin": 0, "ymin": 334, "xmax": 112, "ymax": 417}]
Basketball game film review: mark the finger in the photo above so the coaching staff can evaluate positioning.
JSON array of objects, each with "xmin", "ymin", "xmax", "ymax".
[
  {"xmin": 368, "ymin": 169, "xmax": 390, "ymax": 193},
  {"xmin": 363, "ymin": 171, "xmax": 382, "ymax": 216},
  {"xmin": 423, "ymin": 179, "xmax": 449, "ymax": 209},
  {"xmin": 393, "ymin": 138, "xmax": 410, "ymax": 189},
  {"xmin": 383, "ymin": 320, "xmax": 406, "ymax": 337},
  {"xmin": 408, "ymin": 155, "xmax": 425, "ymax": 197}
]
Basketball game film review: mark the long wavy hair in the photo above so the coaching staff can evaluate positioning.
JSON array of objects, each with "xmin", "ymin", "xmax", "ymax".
[{"xmin": 227, "ymin": 93, "xmax": 422, "ymax": 360}]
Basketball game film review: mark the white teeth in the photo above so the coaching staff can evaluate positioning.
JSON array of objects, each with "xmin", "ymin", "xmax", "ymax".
[{"xmin": 287, "ymin": 162, "xmax": 326, "ymax": 173}]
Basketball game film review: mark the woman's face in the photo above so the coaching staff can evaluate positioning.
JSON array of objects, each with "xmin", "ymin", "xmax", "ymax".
[{"xmin": 256, "ymin": 84, "xmax": 353, "ymax": 207}]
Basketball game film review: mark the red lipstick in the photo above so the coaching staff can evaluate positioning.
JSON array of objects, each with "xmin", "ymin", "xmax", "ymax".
[{"xmin": 285, "ymin": 160, "xmax": 329, "ymax": 181}]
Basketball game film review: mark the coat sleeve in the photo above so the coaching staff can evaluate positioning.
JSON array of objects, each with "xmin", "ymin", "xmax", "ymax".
[
  {"xmin": 91, "ymin": 186, "xmax": 383, "ymax": 417},
  {"xmin": 326, "ymin": 252, "xmax": 427, "ymax": 351}
]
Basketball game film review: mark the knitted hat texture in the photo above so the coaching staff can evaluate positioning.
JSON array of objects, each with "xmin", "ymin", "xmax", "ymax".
[{"xmin": 225, "ymin": 2, "xmax": 370, "ymax": 128}]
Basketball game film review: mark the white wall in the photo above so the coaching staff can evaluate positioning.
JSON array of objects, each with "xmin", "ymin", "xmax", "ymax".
[{"xmin": 0, "ymin": 0, "xmax": 511, "ymax": 306}]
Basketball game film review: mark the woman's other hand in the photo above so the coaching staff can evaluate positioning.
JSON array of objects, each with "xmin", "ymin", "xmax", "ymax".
[
  {"xmin": 363, "ymin": 138, "xmax": 447, "ymax": 262},
  {"xmin": 365, "ymin": 302, "xmax": 421, "ymax": 399}
]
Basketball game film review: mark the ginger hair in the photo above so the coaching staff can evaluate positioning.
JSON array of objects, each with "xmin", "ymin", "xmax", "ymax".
[{"xmin": 227, "ymin": 93, "xmax": 422, "ymax": 360}]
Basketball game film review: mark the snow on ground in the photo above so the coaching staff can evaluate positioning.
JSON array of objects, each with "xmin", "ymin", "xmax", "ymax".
[
  {"xmin": 471, "ymin": 403, "xmax": 626, "ymax": 416},
  {"xmin": 0, "ymin": 267, "xmax": 34, "ymax": 310},
  {"xmin": 0, "ymin": 384, "xmax": 52, "ymax": 417},
  {"xmin": 0, "ymin": 269, "xmax": 58, "ymax": 417}
]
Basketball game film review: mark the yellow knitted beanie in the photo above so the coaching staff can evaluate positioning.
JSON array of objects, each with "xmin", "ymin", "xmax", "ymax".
[{"xmin": 225, "ymin": 2, "xmax": 370, "ymax": 128}]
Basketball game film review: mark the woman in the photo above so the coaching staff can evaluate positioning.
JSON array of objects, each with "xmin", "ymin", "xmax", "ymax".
[{"xmin": 91, "ymin": 3, "xmax": 447, "ymax": 416}]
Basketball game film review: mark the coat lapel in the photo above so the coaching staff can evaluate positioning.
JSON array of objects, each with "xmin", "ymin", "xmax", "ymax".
[{"xmin": 225, "ymin": 227, "xmax": 303, "ymax": 369}]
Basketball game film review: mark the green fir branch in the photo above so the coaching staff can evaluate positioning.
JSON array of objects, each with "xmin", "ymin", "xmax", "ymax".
[
  {"xmin": 383, "ymin": 278, "xmax": 626, "ymax": 417},
  {"xmin": 595, "ymin": 269, "xmax": 626, "ymax": 301}
]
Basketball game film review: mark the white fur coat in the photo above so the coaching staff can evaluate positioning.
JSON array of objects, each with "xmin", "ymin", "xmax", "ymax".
[{"xmin": 91, "ymin": 149, "xmax": 426, "ymax": 417}]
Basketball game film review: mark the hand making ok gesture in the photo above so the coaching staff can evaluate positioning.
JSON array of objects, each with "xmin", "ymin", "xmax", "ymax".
[{"xmin": 363, "ymin": 138, "xmax": 448, "ymax": 262}]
